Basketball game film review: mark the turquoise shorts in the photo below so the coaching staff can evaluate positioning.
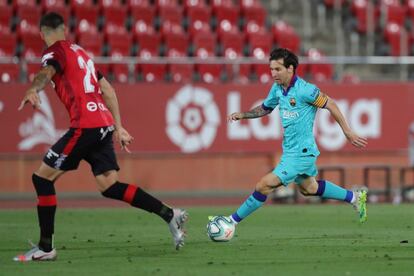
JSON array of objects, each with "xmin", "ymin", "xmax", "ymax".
[{"xmin": 273, "ymin": 155, "xmax": 318, "ymax": 186}]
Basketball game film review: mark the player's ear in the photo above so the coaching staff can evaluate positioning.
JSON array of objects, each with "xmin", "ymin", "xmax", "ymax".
[{"xmin": 287, "ymin": 65, "xmax": 294, "ymax": 73}]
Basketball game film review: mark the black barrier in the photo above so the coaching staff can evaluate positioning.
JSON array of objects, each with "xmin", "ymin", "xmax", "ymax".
[
  {"xmin": 363, "ymin": 165, "xmax": 391, "ymax": 202},
  {"xmin": 399, "ymin": 167, "xmax": 414, "ymax": 202}
]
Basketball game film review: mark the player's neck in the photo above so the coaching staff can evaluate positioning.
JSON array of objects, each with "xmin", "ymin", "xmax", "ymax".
[{"xmin": 46, "ymin": 34, "xmax": 66, "ymax": 47}]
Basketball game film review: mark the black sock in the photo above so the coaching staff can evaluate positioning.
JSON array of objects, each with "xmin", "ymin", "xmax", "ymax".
[
  {"xmin": 102, "ymin": 182, "xmax": 174, "ymax": 223},
  {"xmin": 32, "ymin": 174, "xmax": 56, "ymax": 252}
]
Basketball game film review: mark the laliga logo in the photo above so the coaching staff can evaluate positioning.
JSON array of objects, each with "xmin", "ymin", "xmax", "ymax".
[
  {"xmin": 18, "ymin": 91, "xmax": 65, "ymax": 150},
  {"xmin": 166, "ymin": 85, "xmax": 220, "ymax": 153}
]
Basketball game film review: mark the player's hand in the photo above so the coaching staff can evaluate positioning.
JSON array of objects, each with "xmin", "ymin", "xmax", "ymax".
[
  {"xmin": 345, "ymin": 130, "xmax": 368, "ymax": 148},
  {"xmin": 114, "ymin": 127, "xmax": 134, "ymax": 153},
  {"xmin": 18, "ymin": 88, "xmax": 41, "ymax": 111},
  {"xmin": 227, "ymin": 112, "xmax": 244, "ymax": 122}
]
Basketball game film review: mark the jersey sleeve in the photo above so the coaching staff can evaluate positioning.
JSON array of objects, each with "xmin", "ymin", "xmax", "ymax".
[
  {"xmin": 41, "ymin": 44, "xmax": 66, "ymax": 74},
  {"xmin": 300, "ymin": 84, "xmax": 328, "ymax": 108},
  {"xmin": 262, "ymin": 84, "xmax": 279, "ymax": 111}
]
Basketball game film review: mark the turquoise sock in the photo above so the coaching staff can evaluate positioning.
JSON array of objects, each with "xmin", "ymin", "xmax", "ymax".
[
  {"xmin": 316, "ymin": 180, "xmax": 353, "ymax": 202},
  {"xmin": 231, "ymin": 191, "xmax": 267, "ymax": 223}
]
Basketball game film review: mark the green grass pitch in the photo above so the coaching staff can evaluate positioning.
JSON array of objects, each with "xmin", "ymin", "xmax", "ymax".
[{"xmin": 1, "ymin": 204, "xmax": 413, "ymax": 275}]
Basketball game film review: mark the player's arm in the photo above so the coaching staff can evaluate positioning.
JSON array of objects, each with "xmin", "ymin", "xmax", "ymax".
[
  {"xmin": 18, "ymin": 65, "xmax": 56, "ymax": 110},
  {"xmin": 227, "ymin": 105, "xmax": 272, "ymax": 122},
  {"xmin": 324, "ymin": 95, "xmax": 368, "ymax": 148},
  {"xmin": 99, "ymin": 76, "xmax": 134, "ymax": 152}
]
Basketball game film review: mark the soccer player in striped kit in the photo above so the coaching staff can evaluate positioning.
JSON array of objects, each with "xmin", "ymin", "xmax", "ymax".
[
  {"xmin": 14, "ymin": 12, "xmax": 188, "ymax": 262},
  {"xmin": 221, "ymin": 48, "xmax": 368, "ymax": 233}
]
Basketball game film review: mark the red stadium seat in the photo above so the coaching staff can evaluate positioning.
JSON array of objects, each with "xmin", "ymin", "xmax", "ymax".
[
  {"xmin": 163, "ymin": 32, "xmax": 189, "ymax": 56},
  {"xmin": 13, "ymin": 0, "xmax": 36, "ymax": 8},
  {"xmin": 221, "ymin": 32, "xmax": 244, "ymax": 57},
  {"xmin": 0, "ymin": 33, "xmax": 17, "ymax": 56},
  {"xmin": 20, "ymin": 34, "xmax": 45, "ymax": 58},
  {"xmin": 381, "ymin": 0, "xmax": 406, "ymax": 26},
  {"xmin": 72, "ymin": 0, "xmax": 99, "ymax": 26},
  {"xmin": 160, "ymin": 21, "xmax": 185, "ymax": 36},
  {"xmin": 351, "ymin": 0, "xmax": 380, "ymax": 33},
  {"xmin": 248, "ymin": 32, "xmax": 272, "ymax": 59},
  {"xmin": 26, "ymin": 63, "xmax": 40, "ymax": 82},
  {"xmin": 214, "ymin": 5, "xmax": 239, "ymax": 27},
  {"xmin": 129, "ymin": 1, "xmax": 155, "ymax": 25},
  {"xmin": 0, "ymin": 63, "xmax": 20, "ymax": 83},
  {"xmin": 155, "ymin": 0, "xmax": 178, "ymax": 8},
  {"xmin": 197, "ymin": 63, "xmax": 223, "ymax": 83},
  {"xmin": 0, "ymin": 24, "xmax": 10, "ymax": 35},
  {"xmin": 169, "ymin": 63, "xmax": 194, "ymax": 83},
  {"xmin": 272, "ymin": 21, "xmax": 301, "ymax": 54},
  {"xmin": 187, "ymin": 5, "xmax": 211, "ymax": 25},
  {"xmin": 307, "ymin": 48, "xmax": 334, "ymax": 81},
  {"xmin": 75, "ymin": 19, "xmax": 98, "ymax": 37},
  {"xmin": 217, "ymin": 20, "xmax": 242, "ymax": 42},
  {"xmin": 139, "ymin": 63, "xmax": 167, "ymax": 82},
  {"xmin": 193, "ymin": 32, "xmax": 216, "ymax": 57},
  {"xmin": 254, "ymin": 63, "xmax": 271, "ymax": 83},
  {"xmin": 0, "ymin": 5, "xmax": 12, "ymax": 27},
  {"xmin": 295, "ymin": 63, "xmax": 308, "ymax": 78},
  {"xmin": 99, "ymin": 0, "xmax": 127, "ymax": 27},
  {"xmin": 16, "ymin": 20, "xmax": 39, "ymax": 36},
  {"xmin": 158, "ymin": 5, "xmax": 183, "ymax": 25},
  {"xmin": 384, "ymin": 22, "xmax": 409, "ymax": 56},
  {"xmin": 106, "ymin": 26, "xmax": 133, "ymax": 57},
  {"xmin": 240, "ymin": 0, "xmax": 266, "ymax": 26},
  {"xmin": 16, "ymin": 5, "xmax": 42, "ymax": 25},
  {"xmin": 188, "ymin": 20, "xmax": 211, "ymax": 38},
  {"xmin": 111, "ymin": 63, "xmax": 130, "ymax": 83},
  {"xmin": 77, "ymin": 32, "xmax": 104, "ymax": 57},
  {"xmin": 136, "ymin": 32, "xmax": 161, "ymax": 57},
  {"xmin": 41, "ymin": 0, "xmax": 66, "ymax": 9},
  {"xmin": 95, "ymin": 63, "xmax": 110, "ymax": 78}
]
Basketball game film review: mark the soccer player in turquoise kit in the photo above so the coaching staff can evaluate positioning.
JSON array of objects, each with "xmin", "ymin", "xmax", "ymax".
[{"xmin": 223, "ymin": 48, "xmax": 368, "ymax": 230}]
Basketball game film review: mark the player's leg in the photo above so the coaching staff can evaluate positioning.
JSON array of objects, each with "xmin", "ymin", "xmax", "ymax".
[
  {"xmin": 229, "ymin": 172, "xmax": 283, "ymax": 224},
  {"xmin": 95, "ymin": 170, "xmax": 188, "ymax": 249},
  {"xmin": 299, "ymin": 177, "xmax": 367, "ymax": 222},
  {"xmin": 13, "ymin": 163, "xmax": 64, "ymax": 262},
  {"xmin": 88, "ymin": 128, "xmax": 187, "ymax": 249}
]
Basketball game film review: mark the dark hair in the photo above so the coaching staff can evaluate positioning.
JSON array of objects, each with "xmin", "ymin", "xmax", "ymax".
[
  {"xmin": 269, "ymin": 48, "xmax": 299, "ymax": 71},
  {"xmin": 40, "ymin": 12, "xmax": 64, "ymax": 29}
]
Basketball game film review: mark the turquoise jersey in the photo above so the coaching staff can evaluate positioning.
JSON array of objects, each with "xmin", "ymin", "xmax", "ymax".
[{"xmin": 263, "ymin": 76, "xmax": 324, "ymax": 157}]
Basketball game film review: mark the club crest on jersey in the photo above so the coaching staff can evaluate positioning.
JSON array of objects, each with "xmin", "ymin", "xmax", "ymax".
[{"xmin": 289, "ymin": 98, "xmax": 296, "ymax": 107}]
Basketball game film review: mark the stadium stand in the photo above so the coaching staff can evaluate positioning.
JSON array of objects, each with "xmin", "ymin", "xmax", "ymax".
[{"xmin": 0, "ymin": 0, "xmax": 412, "ymax": 83}]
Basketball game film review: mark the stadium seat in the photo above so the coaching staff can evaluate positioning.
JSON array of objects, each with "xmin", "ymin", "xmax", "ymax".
[
  {"xmin": 155, "ymin": 0, "xmax": 179, "ymax": 8},
  {"xmin": 101, "ymin": 2, "xmax": 127, "ymax": 28},
  {"xmin": 193, "ymin": 32, "xmax": 217, "ymax": 57},
  {"xmin": 75, "ymin": 19, "xmax": 98, "ymax": 37},
  {"xmin": 111, "ymin": 63, "xmax": 130, "ymax": 83},
  {"xmin": 0, "ymin": 5, "xmax": 12, "ymax": 28},
  {"xmin": 384, "ymin": 22, "xmax": 409, "ymax": 56},
  {"xmin": 272, "ymin": 20, "xmax": 301, "ymax": 54},
  {"xmin": 26, "ymin": 63, "xmax": 40, "ymax": 82},
  {"xmin": 139, "ymin": 63, "xmax": 167, "ymax": 82},
  {"xmin": 381, "ymin": 0, "xmax": 406, "ymax": 26},
  {"xmin": 158, "ymin": 5, "xmax": 183, "ymax": 25},
  {"xmin": 188, "ymin": 20, "xmax": 211, "ymax": 38},
  {"xmin": 72, "ymin": 0, "xmax": 99, "ymax": 26},
  {"xmin": 77, "ymin": 32, "xmax": 104, "ymax": 57},
  {"xmin": 254, "ymin": 63, "xmax": 271, "ymax": 83},
  {"xmin": 16, "ymin": 5, "xmax": 42, "ymax": 25},
  {"xmin": 240, "ymin": 0, "xmax": 266, "ymax": 26},
  {"xmin": 41, "ymin": 0, "xmax": 66, "ymax": 9},
  {"xmin": 163, "ymin": 31, "xmax": 189, "ymax": 56},
  {"xmin": 129, "ymin": 0, "xmax": 155, "ymax": 25},
  {"xmin": 187, "ymin": 5, "xmax": 211, "ymax": 25},
  {"xmin": 351, "ymin": 0, "xmax": 380, "ymax": 33},
  {"xmin": 13, "ymin": 0, "xmax": 36, "ymax": 8},
  {"xmin": 135, "ymin": 31, "xmax": 161, "ymax": 57},
  {"xmin": 220, "ymin": 32, "xmax": 244, "ymax": 58},
  {"xmin": 0, "ymin": 24, "xmax": 10, "ymax": 35},
  {"xmin": 217, "ymin": 20, "xmax": 242, "ymax": 42},
  {"xmin": 307, "ymin": 48, "xmax": 334, "ymax": 81},
  {"xmin": 95, "ymin": 62, "xmax": 110, "ymax": 78},
  {"xmin": 0, "ymin": 33, "xmax": 17, "ymax": 56},
  {"xmin": 214, "ymin": 5, "xmax": 240, "ymax": 27},
  {"xmin": 0, "ymin": 63, "xmax": 20, "ymax": 83},
  {"xmin": 169, "ymin": 63, "xmax": 194, "ymax": 83},
  {"xmin": 106, "ymin": 26, "xmax": 133, "ymax": 57},
  {"xmin": 19, "ymin": 31, "xmax": 45, "ymax": 58},
  {"xmin": 248, "ymin": 32, "xmax": 272, "ymax": 59}
]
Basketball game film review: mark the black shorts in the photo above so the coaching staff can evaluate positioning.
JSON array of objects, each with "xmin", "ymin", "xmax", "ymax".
[{"xmin": 43, "ymin": 126, "xmax": 120, "ymax": 176}]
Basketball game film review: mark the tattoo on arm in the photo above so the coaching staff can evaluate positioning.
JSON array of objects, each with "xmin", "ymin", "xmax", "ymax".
[
  {"xmin": 32, "ymin": 66, "xmax": 55, "ymax": 91},
  {"xmin": 242, "ymin": 105, "xmax": 271, "ymax": 119}
]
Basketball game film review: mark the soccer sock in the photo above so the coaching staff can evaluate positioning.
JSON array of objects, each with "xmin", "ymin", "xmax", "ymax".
[
  {"xmin": 316, "ymin": 180, "xmax": 353, "ymax": 203},
  {"xmin": 231, "ymin": 191, "xmax": 267, "ymax": 223},
  {"xmin": 102, "ymin": 182, "xmax": 174, "ymax": 223},
  {"xmin": 32, "ymin": 174, "xmax": 56, "ymax": 252}
]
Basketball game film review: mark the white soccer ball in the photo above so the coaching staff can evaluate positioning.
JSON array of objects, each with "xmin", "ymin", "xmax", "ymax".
[{"xmin": 206, "ymin": 215, "xmax": 235, "ymax": 242}]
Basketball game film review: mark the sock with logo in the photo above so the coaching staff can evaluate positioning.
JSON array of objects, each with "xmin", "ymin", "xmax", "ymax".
[
  {"xmin": 315, "ymin": 180, "xmax": 353, "ymax": 203},
  {"xmin": 230, "ymin": 191, "xmax": 267, "ymax": 223}
]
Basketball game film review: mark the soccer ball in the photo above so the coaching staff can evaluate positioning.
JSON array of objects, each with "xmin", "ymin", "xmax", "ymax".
[{"xmin": 206, "ymin": 215, "xmax": 235, "ymax": 242}]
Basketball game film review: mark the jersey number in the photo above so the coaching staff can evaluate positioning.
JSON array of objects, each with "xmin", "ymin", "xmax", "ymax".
[{"xmin": 77, "ymin": 56, "xmax": 98, "ymax": 93}]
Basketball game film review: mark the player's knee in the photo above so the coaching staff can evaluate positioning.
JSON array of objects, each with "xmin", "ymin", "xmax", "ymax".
[
  {"xmin": 255, "ymin": 178, "xmax": 274, "ymax": 194},
  {"xmin": 32, "ymin": 173, "xmax": 55, "ymax": 195}
]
